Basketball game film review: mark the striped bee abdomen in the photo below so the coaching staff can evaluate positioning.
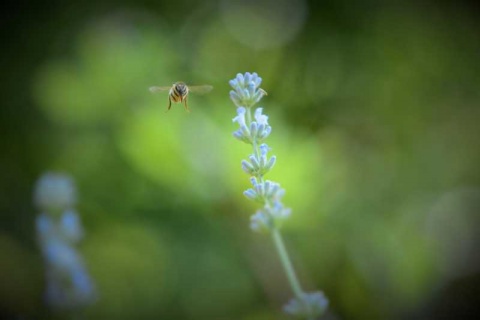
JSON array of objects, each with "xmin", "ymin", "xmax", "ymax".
[{"xmin": 171, "ymin": 83, "xmax": 188, "ymax": 102}]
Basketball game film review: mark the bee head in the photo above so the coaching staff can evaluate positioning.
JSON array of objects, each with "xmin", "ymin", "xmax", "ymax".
[{"xmin": 175, "ymin": 82, "xmax": 187, "ymax": 95}]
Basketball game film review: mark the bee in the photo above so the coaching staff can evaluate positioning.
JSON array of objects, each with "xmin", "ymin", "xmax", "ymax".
[{"xmin": 149, "ymin": 82, "xmax": 213, "ymax": 112}]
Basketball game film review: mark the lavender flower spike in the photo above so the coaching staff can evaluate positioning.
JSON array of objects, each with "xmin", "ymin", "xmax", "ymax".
[
  {"xmin": 34, "ymin": 172, "xmax": 97, "ymax": 310},
  {"xmin": 229, "ymin": 72, "xmax": 328, "ymax": 319}
]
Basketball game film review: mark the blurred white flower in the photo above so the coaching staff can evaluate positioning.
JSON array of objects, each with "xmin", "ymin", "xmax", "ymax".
[{"xmin": 284, "ymin": 291, "xmax": 329, "ymax": 319}]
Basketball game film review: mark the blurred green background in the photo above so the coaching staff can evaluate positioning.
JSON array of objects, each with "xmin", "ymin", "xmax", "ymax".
[{"xmin": 1, "ymin": 0, "xmax": 480, "ymax": 319}]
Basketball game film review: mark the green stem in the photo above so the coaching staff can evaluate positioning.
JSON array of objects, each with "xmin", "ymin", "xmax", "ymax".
[
  {"xmin": 246, "ymin": 106, "xmax": 252, "ymax": 126},
  {"xmin": 271, "ymin": 228, "xmax": 304, "ymax": 300},
  {"xmin": 247, "ymin": 107, "xmax": 260, "ymax": 160}
]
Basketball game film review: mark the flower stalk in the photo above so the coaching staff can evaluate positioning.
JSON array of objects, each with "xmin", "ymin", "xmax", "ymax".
[
  {"xmin": 272, "ymin": 228, "xmax": 304, "ymax": 300},
  {"xmin": 230, "ymin": 72, "xmax": 328, "ymax": 319},
  {"xmin": 34, "ymin": 172, "xmax": 97, "ymax": 312}
]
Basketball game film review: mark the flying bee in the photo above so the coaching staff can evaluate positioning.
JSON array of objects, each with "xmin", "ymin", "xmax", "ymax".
[{"xmin": 149, "ymin": 82, "xmax": 213, "ymax": 112}]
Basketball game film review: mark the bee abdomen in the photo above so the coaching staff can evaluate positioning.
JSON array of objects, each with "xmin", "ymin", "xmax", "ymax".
[
  {"xmin": 170, "ymin": 87, "xmax": 184, "ymax": 102},
  {"xmin": 170, "ymin": 87, "xmax": 188, "ymax": 102}
]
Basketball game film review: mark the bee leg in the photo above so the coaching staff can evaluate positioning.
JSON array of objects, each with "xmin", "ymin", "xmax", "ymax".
[
  {"xmin": 184, "ymin": 96, "xmax": 190, "ymax": 113},
  {"xmin": 165, "ymin": 97, "xmax": 172, "ymax": 113}
]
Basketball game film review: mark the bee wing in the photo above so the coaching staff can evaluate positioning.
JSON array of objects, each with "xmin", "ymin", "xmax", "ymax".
[
  {"xmin": 188, "ymin": 85, "xmax": 213, "ymax": 94},
  {"xmin": 149, "ymin": 86, "xmax": 171, "ymax": 93}
]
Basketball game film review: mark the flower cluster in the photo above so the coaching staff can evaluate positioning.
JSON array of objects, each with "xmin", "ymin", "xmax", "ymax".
[
  {"xmin": 229, "ymin": 72, "xmax": 267, "ymax": 108},
  {"xmin": 229, "ymin": 72, "xmax": 328, "ymax": 319},
  {"xmin": 284, "ymin": 292, "xmax": 329, "ymax": 319},
  {"xmin": 230, "ymin": 74, "xmax": 289, "ymax": 233},
  {"xmin": 232, "ymin": 107, "xmax": 272, "ymax": 144},
  {"xmin": 34, "ymin": 173, "xmax": 96, "ymax": 309}
]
